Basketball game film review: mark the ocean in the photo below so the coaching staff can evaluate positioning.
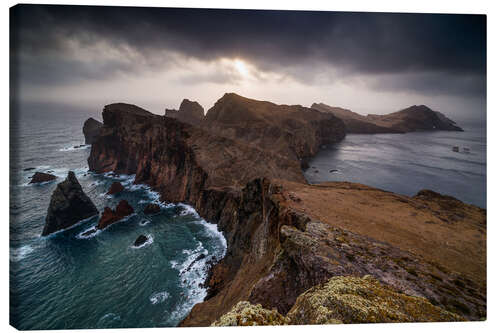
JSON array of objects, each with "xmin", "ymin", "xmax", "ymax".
[
  {"xmin": 9, "ymin": 106, "xmax": 227, "ymax": 329},
  {"xmin": 304, "ymin": 122, "xmax": 486, "ymax": 209}
]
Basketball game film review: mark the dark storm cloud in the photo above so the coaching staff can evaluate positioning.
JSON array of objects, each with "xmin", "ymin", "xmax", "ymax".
[{"xmin": 10, "ymin": 4, "xmax": 486, "ymax": 96}]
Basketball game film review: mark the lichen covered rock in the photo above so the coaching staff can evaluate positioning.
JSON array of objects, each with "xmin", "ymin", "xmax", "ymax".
[
  {"xmin": 287, "ymin": 275, "xmax": 463, "ymax": 324},
  {"xmin": 211, "ymin": 301, "xmax": 289, "ymax": 326}
]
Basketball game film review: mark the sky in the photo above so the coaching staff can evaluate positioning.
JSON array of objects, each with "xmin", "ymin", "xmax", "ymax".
[{"xmin": 10, "ymin": 5, "xmax": 486, "ymax": 121}]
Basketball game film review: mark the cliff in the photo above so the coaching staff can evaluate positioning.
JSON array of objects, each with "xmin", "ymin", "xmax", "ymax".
[
  {"xmin": 87, "ymin": 94, "xmax": 485, "ymax": 325},
  {"xmin": 83, "ymin": 117, "xmax": 103, "ymax": 144},
  {"xmin": 311, "ymin": 103, "xmax": 463, "ymax": 133},
  {"xmin": 165, "ymin": 99, "xmax": 205, "ymax": 127}
]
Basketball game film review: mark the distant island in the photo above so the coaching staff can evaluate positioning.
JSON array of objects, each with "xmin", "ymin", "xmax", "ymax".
[
  {"xmin": 64, "ymin": 93, "xmax": 485, "ymax": 326},
  {"xmin": 311, "ymin": 103, "xmax": 463, "ymax": 134}
]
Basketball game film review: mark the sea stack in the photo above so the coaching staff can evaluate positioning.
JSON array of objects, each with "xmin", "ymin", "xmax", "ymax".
[
  {"xmin": 42, "ymin": 171, "xmax": 98, "ymax": 236},
  {"xmin": 29, "ymin": 172, "xmax": 56, "ymax": 184},
  {"xmin": 107, "ymin": 181, "xmax": 124, "ymax": 195},
  {"xmin": 97, "ymin": 200, "xmax": 134, "ymax": 230},
  {"xmin": 83, "ymin": 117, "xmax": 103, "ymax": 144}
]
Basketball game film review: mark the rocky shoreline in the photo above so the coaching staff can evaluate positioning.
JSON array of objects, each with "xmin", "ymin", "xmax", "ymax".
[{"xmin": 84, "ymin": 93, "xmax": 485, "ymax": 325}]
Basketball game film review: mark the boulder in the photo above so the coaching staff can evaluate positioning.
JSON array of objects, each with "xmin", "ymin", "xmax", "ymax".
[
  {"xmin": 107, "ymin": 181, "xmax": 124, "ymax": 195},
  {"xmin": 143, "ymin": 203, "xmax": 161, "ymax": 215},
  {"xmin": 133, "ymin": 234, "xmax": 148, "ymax": 247},
  {"xmin": 83, "ymin": 117, "xmax": 103, "ymax": 144},
  {"xmin": 42, "ymin": 171, "xmax": 98, "ymax": 236},
  {"xmin": 97, "ymin": 200, "xmax": 134, "ymax": 230},
  {"xmin": 29, "ymin": 172, "xmax": 56, "ymax": 184}
]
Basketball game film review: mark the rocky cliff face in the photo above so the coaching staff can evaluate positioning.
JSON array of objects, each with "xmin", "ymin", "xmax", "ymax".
[
  {"xmin": 86, "ymin": 94, "xmax": 484, "ymax": 325},
  {"xmin": 165, "ymin": 99, "xmax": 205, "ymax": 127},
  {"xmin": 205, "ymin": 94, "xmax": 345, "ymax": 160},
  {"xmin": 312, "ymin": 103, "xmax": 463, "ymax": 133},
  {"xmin": 83, "ymin": 117, "xmax": 103, "ymax": 144},
  {"xmin": 42, "ymin": 171, "xmax": 98, "ymax": 236}
]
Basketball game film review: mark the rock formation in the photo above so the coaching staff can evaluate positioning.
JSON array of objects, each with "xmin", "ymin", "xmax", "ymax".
[
  {"xmin": 311, "ymin": 103, "xmax": 463, "ymax": 133},
  {"xmin": 212, "ymin": 275, "xmax": 462, "ymax": 326},
  {"xmin": 42, "ymin": 171, "xmax": 98, "ymax": 236},
  {"xmin": 97, "ymin": 200, "xmax": 134, "ymax": 230},
  {"xmin": 107, "ymin": 181, "xmax": 124, "ymax": 195},
  {"xmin": 83, "ymin": 117, "xmax": 103, "ymax": 144},
  {"xmin": 143, "ymin": 203, "xmax": 161, "ymax": 215},
  {"xmin": 165, "ymin": 99, "xmax": 205, "ymax": 126},
  {"xmin": 86, "ymin": 93, "xmax": 485, "ymax": 325},
  {"xmin": 29, "ymin": 172, "xmax": 56, "ymax": 184},
  {"xmin": 133, "ymin": 234, "xmax": 148, "ymax": 247}
]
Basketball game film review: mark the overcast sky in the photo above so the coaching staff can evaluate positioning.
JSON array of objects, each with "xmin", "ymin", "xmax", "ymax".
[{"xmin": 10, "ymin": 5, "xmax": 486, "ymax": 120}]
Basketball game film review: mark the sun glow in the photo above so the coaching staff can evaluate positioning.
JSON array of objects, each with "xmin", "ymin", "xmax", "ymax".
[{"xmin": 234, "ymin": 59, "xmax": 249, "ymax": 77}]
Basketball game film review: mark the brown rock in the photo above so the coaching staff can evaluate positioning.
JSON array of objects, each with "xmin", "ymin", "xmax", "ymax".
[
  {"xmin": 143, "ymin": 203, "xmax": 161, "ymax": 215},
  {"xmin": 83, "ymin": 117, "xmax": 103, "ymax": 144},
  {"xmin": 165, "ymin": 99, "xmax": 205, "ymax": 126},
  {"xmin": 107, "ymin": 181, "xmax": 124, "ymax": 195},
  {"xmin": 29, "ymin": 172, "xmax": 56, "ymax": 184},
  {"xmin": 311, "ymin": 103, "xmax": 463, "ymax": 133},
  {"xmin": 97, "ymin": 200, "xmax": 134, "ymax": 230}
]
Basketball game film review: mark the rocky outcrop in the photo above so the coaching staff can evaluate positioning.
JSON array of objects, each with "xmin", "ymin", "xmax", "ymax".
[
  {"xmin": 211, "ymin": 301, "xmax": 289, "ymax": 326},
  {"xmin": 204, "ymin": 93, "xmax": 345, "ymax": 160},
  {"xmin": 165, "ymin": 99, "xmax": 205, "ymax": 127},
  {"xmin": 86, "ymin": 94, "xmax": 484, "ymax": 326},
  {"xmin": 106, "ymin": 181, "xmax": 124, "ymax": 195},
  {"xmin": 97, "ymin": 200, "xmax": 134, "ymax": 230},
  {"xmin": 213, "ymin": 275, "xmax": 462, "ymax": 326},
  {"xmin": 29, "ymin": 172, "xmax": 56, "ymax": 184},
  {"xmin": 83, "ymin": 117, "xmax": 103, "ymax": 144},
  {"xmin": 133, "ymin": 234, "xmax": 148, "ymax": 247},
  {"xmin": 311, "ymin": 103, "xmax": 463, "ymax": 133},
  {"xmin": 143, "ymin": 203, "xmax": 161, "ymax": 215},
  {"xmin": 42, "ymin": 171, "xmax": 98, "ymax": 236}
]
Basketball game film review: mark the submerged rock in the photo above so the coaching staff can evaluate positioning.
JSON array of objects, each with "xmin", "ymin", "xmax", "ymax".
[
  {"xmin": 29, "ymin": 172, "xmax": 56, "ymax": 184},
  {"xmin": 133, "ymin": 234, "xmax": 148, "ymax": 247},
  {"xmin": 83, "ymin": 117, "xmax": 103, "ymax": 144},
  {"xmin": 23, "ymin": 167, "xmax": 36, "ymax": 171},
  {"xmin": 107, "ymin": 181, "xmax": 124, "ymax": 195},
  {"xmin": 42, "ymin": 171, "xmax": 98, "ymax": 236},
  {"xmin": 97, "ymin": 200, "xmax": 134, "ymax": 230},
  {"xmin": 143, "ymin": 203, "xmax": 161, "ymax": 215}
]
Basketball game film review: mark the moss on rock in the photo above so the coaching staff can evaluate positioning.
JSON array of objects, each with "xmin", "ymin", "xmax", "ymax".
[
  {"xmin": 211, "ymin": 301, "xmax": 289, "ymax": 326},
  {"xmin": 212, "ymin": 275, "xmax": 463, "ymax": 326},
  {"xmin": 287, "ymin": 275, "xmax": 463, "ymax": 324}
]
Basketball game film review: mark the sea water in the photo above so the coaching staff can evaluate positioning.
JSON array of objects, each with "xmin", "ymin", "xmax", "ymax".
[
  {"xmin": 9, "ymin": 105, "xmax": 226, "ymax": 329},
  {"xmin": 304, "ymin": 121, "xmax": 486, "ymax": 208}
]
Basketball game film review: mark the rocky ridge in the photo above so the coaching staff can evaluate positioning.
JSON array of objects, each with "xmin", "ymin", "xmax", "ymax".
[
  {"xmin": 311, "ymin": 103, "xmax": 463, "ymax": 133},
  {"xmin": 86, "ymin": 93, "xmax": 485, "ymax": 325}
]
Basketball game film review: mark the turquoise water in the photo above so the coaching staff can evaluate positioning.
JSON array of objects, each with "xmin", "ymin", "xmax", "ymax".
[
  {"xmin": 9, "ymin": 106, "xmax": 226, "ymax": 329},
  {"xmin": 304, "ymin": 122, "xmax": 486, "ymax": 208}
]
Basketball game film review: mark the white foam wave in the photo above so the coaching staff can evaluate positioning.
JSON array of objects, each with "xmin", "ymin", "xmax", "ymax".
[
  {"xmin": 10, "ymin": 245, "xmax": 35, "ymax": 262},
  {"xmin": 58, "ymin": 144, "xmax": 90, "ymax": 152},
  {"xmin": 76, "ymin": 226, "xmax": 101, "ymax": 239},
  {"xmin": 139, "ymin": 219, "xmax": 150, "ymax": 226},
  {"xmin": 131, "ymin": 234, "xmax": 154, "ymax": 249},
  {"xmin": 177, "ymin": 203, "xmax": 200, "ymax": 218},
  {"xmin": 193, "ymin": 219, "xmax": 227, "ymax": 257},
  {"xmin": 149, "ymin": 291, "xmax": 169, "ymax": 305}
]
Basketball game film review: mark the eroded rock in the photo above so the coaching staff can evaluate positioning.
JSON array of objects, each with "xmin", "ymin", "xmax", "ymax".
[
  {"xmin": 42, "ymin": 171, "xmax": 98, "ymax": 236},
  {"xmin": 97, "ymin": 200, "xmax": 134, "ymax": 230},
  {"xmin": 83, "ymin": 117, "xmax": 103, "ymax": 144},
  {"xmin": 29, "ymin": 172, "xmax": 56, "ymax": 184}
]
